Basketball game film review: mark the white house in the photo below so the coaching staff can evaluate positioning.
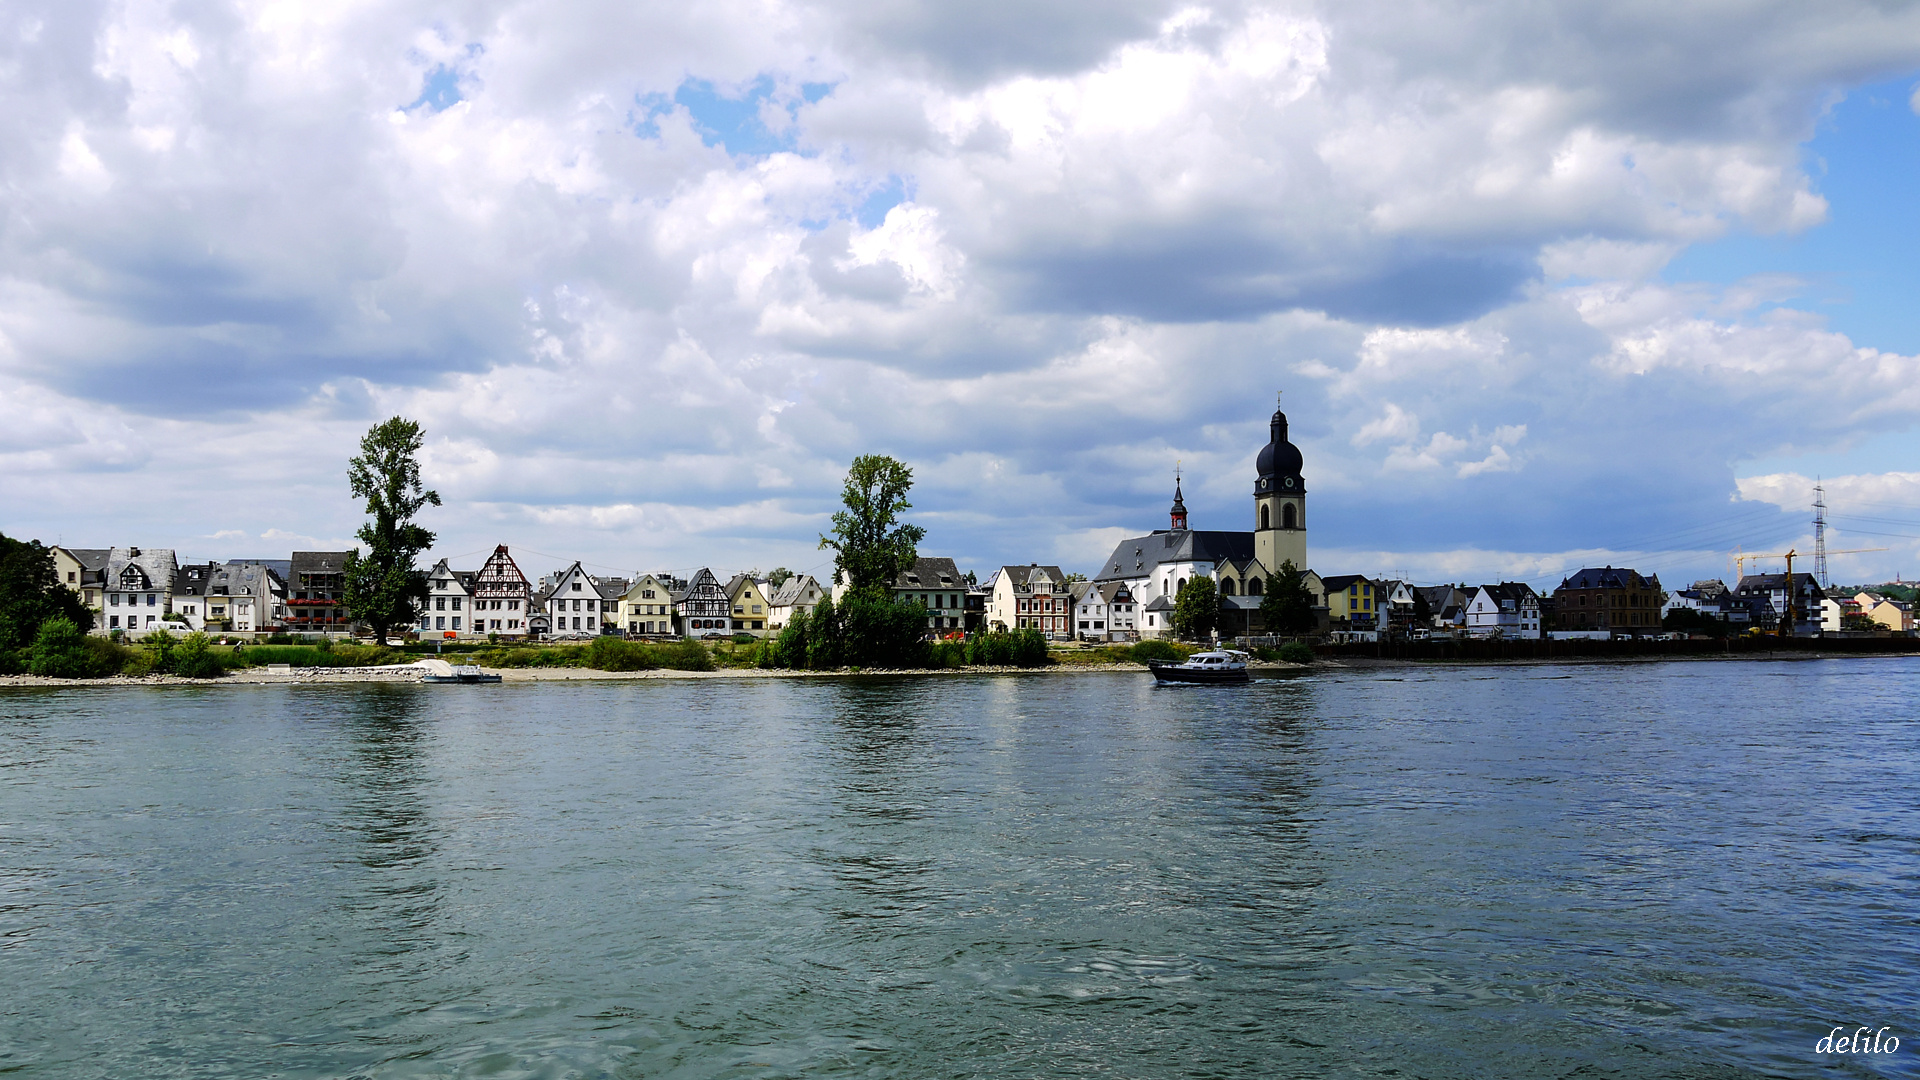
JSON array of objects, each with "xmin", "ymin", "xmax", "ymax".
[
  {"xmin": 675, "ymin": 568, "xmax": 731, "ymax": 635},
  {"xmin": 1464, "ymin": 582, "xmax": 1542, "ymax": 639},
  {"xmin": 766, "ymin": 574, "xmax": 825, "ymax": 631},
  {"xmin": 420, "ymin": 558, "xmax": 478, "ymax": 638},
  {"xmin": 1073, "ymin": 580, "xmax": 1141, "ymax": 642},
  {"xmin": 468, "ymin": 545, "xmax": 532, "ymax": 637},
  {"xmin": 100, "ymin": 547, "xmax": 178, "ymax": 635},
  {"xmin": 541, "ymin": 561, "xmax": 626, "ymax": 637}
]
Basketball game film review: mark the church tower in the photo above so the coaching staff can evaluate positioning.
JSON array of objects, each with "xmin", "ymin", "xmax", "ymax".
[
  {"xmin": 1254, "ymin": 393, "xmax": 1307, "ymax": 573},
  {"xmin": 1169, "ymin": 469, "xmax": 1188, "ymax": 531}
]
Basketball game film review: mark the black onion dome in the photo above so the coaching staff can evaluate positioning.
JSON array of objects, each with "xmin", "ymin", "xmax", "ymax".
[{"xmin": 1257, "ymin": 406, "xmax": 1304, "ymax": 480}]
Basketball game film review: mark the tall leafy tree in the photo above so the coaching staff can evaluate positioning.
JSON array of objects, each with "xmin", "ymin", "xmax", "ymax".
[
  {"xmin": 342, "ymin": 417, "xmax": 441, "ymax": 644},
  {"xmin": 1260, "ymin": 560, "xmax": 1318, "ymax": 635},
  {"xmin": 1172, "ymin": 574, "xmax": 1220, "ymax": 641},
  {"xmin": 819, "ymin": 455, "xmax": 926, "ymax": 599},
  {"xmin": 0, "ymin": 533, "xmax": 93, "ymax": 663}
]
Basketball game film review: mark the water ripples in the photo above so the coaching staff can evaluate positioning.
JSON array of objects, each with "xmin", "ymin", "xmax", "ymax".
[{"xmin": 1, "ymin": 661, "xmax": 1916, "ymax": 1078}]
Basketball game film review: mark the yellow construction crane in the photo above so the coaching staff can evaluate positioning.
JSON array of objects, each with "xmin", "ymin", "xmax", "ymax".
[{"xmin": 1730, "ymin": 547, "xmax": 1887, "ymax": 635}]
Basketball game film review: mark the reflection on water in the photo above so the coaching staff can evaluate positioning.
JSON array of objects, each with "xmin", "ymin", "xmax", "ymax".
[
  {"xmin": 1, "ymin": 662, "xmax": 1917, "ymax": 1079},
  {"xmin": 330, "ymin": 688, "xmax": 454, "ymax": 984}
]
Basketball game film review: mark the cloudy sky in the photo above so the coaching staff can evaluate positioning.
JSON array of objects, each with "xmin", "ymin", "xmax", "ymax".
[{"xmin": 6, "ymin": 0, "xmax": 1920, "ymax": 590}]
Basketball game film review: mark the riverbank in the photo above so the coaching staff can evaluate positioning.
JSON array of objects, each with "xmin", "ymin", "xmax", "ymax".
[
  {"xmin": 0, "ymin": 660, "xmax": 1309, "ymax": 688},
  {"xmin": 8, "ymin": 646, "xmax": 1917, "ymax": 688}
]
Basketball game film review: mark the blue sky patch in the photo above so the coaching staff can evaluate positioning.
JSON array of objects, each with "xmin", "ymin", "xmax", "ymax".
[
  {"xmin": 1665, "ymin": 74, "xmax": 1920, "ymax": 356},
  {"xmin": 674, "ymin": 77, "xmax": 791, "ymax": 155},
  {"xmin": 856, "ymin": 176, "xmax": 908, "ymax": 228},
  {"xmin": 409, "ymin": 65, "xmax": 464, "ymax": 112}
]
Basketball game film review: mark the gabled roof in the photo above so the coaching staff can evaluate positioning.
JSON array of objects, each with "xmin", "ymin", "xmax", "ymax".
[
  {"xmin": 995, "ymin": 564, "xmax": 1068, "ymax": 590},
  {"xmin": 768, "ymin": 575, "xmax": 822, "ymax": 606},
  {"xmin": 1092, "ymin": 530, "xmax": 1255, "ymax": 582},
  {"xmin": 1320, "ymin": 574, "xmax": 1370, "ymax": 591},
  {"xmin": 107, "ymin": 547, "xmax": 178, "ymax": 592},
  {"xmin": 1474, "ymin": 582, "xmax": 1540, "ymax": 605}
]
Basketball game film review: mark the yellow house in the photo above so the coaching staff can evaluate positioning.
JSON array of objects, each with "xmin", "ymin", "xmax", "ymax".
[
  {"xmin": 1866, "ymin": 597, "xmax": 1915, "ymax": 633},
  {"xmin": 51, "ymin": 546, "xmax": 111, "ymax": 625},
  {"xmin": 726, "ymin": 574, "xmax": 772, "ymax": 637},
  {"xmin": 1319, "ymin": 574, "xmax": 1378, "ymax": 631}
]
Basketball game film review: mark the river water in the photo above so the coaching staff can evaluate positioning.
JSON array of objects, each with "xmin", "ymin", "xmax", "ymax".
[{"xmin": 2, "ymin": 660, "xmax": 1916, "ymax": 1079}]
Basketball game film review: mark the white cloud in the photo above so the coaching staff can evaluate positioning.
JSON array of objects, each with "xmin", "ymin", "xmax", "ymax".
[{"xmin": 2, "ymin": 0, "xmax": 1919, "ymax": 588}]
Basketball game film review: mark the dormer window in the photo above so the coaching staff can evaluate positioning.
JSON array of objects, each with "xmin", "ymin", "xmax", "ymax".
[{"xmin": 572, "ymin": 582, "xmax": 582, "ymax": 591}]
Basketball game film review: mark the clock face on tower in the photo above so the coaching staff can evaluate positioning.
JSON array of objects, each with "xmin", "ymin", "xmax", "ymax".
[{"xmin": 1284, "ymin": 477, "xmax": 1296, "ymax": 489}]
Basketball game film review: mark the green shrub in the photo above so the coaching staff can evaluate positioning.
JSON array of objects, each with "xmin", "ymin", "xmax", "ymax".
[
  {"xmin": 121, "ymin": 651, "xmax": 155, "ymax": 677},
  {"xmin": 28, "ymin": 618, "xmax": 120, "ymax": 678},
  {"xmin": 928, "ymin": 640, "xmax": 968, "ymax": 668},
  {"xmin": 266, "ymin": 632, "xmax": 295, "ymax": 645},
  {"xmin": 584, "ymin": 636, "xmax": 658, "ymax": 671},
  {"xmin": 171, "ymin": 633, "xmax": 227, "ymax": 678},
  {"xmin": 661, "ymin": 639, "xmax": 715, "ymax": 672},
  {"xmin": 475, "ymin": 645, "xmax": 583, "ymax": 668},
  {"xmin": 139, "ymin": 629, "xmax": 179, "ymax": 674},
  {"xmin": 1277, "ymin": 641, "xmax": 1314, "ymax": 665},
  {"xmin": 963, "ymin": 629, "xmax": 1049, "ymax": 668},
  {"xmin": 768, "ymin": 611, "xmax": 810, "ymax": 669},
  {"xmin": 1127, "ymin": 640, "xmax": 1183, "ymax": 664}
]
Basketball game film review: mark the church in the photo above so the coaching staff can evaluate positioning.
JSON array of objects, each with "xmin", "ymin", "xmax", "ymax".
[{"xmin": 1090, "ymin": 395, "xmax": 1315, "ymax": 638}]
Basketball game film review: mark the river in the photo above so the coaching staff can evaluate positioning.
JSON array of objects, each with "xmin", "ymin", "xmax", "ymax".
[{"xmin": 2, "ymin": 659, "xmax": 1916, "ymax": 1078}]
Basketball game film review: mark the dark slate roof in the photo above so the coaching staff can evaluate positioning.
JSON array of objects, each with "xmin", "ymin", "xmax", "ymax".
[
  {"xmin": 1096, "ymin": 581, "xmax": 1135, "ymax": 604},
  {"xmin": 1091, "ymin": 530, "xmax": 1255, "ymax": 583},
  {"xmin": 1559, "ymin": 566, "xmax": 1659, "ymax": 591},
  {"xmin": 291, "ymin": 551, "xmax": 352, "ymax": 574},
  {"xmin": 896, "ymin": 557, "xmax": 962, "ymax": 589},
  {"xmin": 1733, "ymin": 573, "xmax": 1823, "ymax": 596},
  {"xmin": 61, "ymin": 547, "xmax": 112, "ymax": 571},
  {"xmin": 1476, "ymin": 582, "xmax": 1540, "ymax": 604},
  {"xmin": 1320, "ymin": 574, "xmax": 1370, "ymax": 592}
]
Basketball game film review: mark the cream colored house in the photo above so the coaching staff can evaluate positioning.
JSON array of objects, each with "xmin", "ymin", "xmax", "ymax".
[
  {"xmin": 622, "ymin": 574, "xmax": 677, "ymax": 635},
  {"xmin": 51, "ymin": 546, "xmax": 111, "ymax": 621},
  {"xmin": 726, "ymin": 575, "xmax": 772, "ymax": 636}
]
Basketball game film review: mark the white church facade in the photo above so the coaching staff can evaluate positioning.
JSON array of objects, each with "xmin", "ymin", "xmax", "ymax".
[{"xmin": 1091, "ymin": 396, "xmax": 1312, "ymax": 638}]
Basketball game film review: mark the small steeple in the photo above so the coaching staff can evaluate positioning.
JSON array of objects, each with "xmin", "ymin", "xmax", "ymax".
[{"xmin": 1170, "ymin": 464, "xmax": 1188, "ymax": 531}]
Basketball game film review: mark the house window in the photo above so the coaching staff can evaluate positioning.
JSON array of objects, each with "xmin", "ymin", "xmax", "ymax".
[
  {"xmin": 435, "ymin": 597, "xmax": 446, "ymax": 610},
  {"xmin": 452, "ymin": 617, "xmax": 461, "ymax": 630},
  {"xmin": 573, "ymin": 582, "xmax": 582, "ymax": 591},
  {"xmin": 110, "ymin": 616, "xmax": 119, "ymax": 628},
  {"xmin": 435, "ymin": 617, "xmax": 446, "ymax": 630},
  {"xmin": 110, "ymin": 594, "xmax": 120, "ymax": 606}
]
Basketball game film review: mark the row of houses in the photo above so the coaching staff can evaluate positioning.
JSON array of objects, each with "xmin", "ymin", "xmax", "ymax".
[{"xmin": 45, "ymin": 536, "xmax": 1915, "ymax": 645}]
